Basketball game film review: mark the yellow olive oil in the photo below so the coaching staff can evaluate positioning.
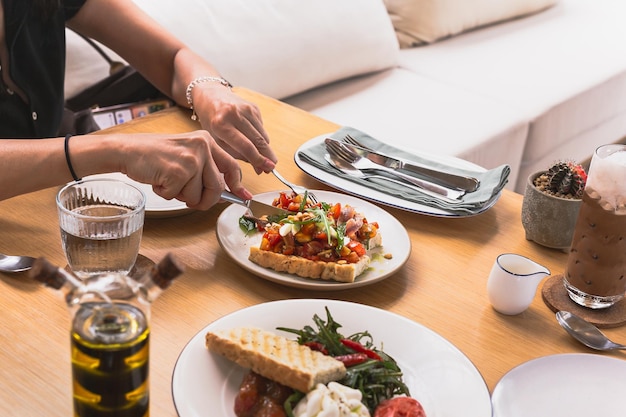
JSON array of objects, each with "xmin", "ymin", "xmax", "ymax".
[{"xmin": 71, "ymin": 302, "xmax": 149, "ymax": 417}]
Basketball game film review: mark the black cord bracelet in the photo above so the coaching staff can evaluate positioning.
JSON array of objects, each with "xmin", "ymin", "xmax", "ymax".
[{"xmin": 64, "ymin": 134, "xmax": 81, "ymax": 182}]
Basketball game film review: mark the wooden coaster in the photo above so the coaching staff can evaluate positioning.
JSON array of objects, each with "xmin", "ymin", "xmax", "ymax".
[{"xmin": 541, "ymin": 274, "xmax": 626, "ymax": 328}]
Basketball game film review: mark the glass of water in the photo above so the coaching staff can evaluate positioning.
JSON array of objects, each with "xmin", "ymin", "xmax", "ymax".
[{"xmin": 56, "ymin": 179, "xmax": 146, "ymax": 279}]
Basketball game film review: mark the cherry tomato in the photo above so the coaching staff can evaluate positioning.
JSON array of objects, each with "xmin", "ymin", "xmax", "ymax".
[{"xmin": 374, "ymin": 397, "xmax": 426, "ymax": 417}]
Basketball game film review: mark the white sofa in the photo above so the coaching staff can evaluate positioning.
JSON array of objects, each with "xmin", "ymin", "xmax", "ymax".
[{"xmin": 65, "ymin": 0, "xmax": 626, "ymax": 193}]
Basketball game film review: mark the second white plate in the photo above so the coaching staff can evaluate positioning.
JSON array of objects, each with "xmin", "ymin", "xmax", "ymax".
[
  {"xmin": 82, "ymin": 173, "xmax": 191, "ymax": 218},
  {"xmin": 492, "ymin": 353, "xmax": 626, "ymax": 417},
  {"xmin": 216, "ymin": 190, "xmax": 411, "ymax": 290},
  {"xmin": 172, "ymin": 299, "xmax": 492, "ymax": 417}
]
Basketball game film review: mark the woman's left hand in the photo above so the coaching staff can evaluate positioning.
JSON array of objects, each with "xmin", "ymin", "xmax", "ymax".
[{"xmin": 194, "ymin": 84, "xmax": 278, "ymax": 174}]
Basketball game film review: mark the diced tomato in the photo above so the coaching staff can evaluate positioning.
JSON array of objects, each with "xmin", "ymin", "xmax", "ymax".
[
  {"xmin": 342, "ymin": 251, "xmax": 360, "ymax": 264},
  {"xmin": 329, "ymin": 203, "xmax": 342, "ymax": 220},
  {"xmin": 358, "ymin": 222, "xmax": 378, "ymax": 240},
  {"xmin": 287, "ymin": 201, "xmax": 301, "ymax": 212},
  {"xmin": 278, "ymin": 192, "xmax": 291, "ymax": 209},
  {"xmin": 346, "ymin": 240, "xmax": 366, "ymax": 257},
  {"xmin": 313, "ymin": 231, "xmax": 327, "ymax": 241},
  {"xmin": 261, "ymin": 232, "xmax": 282, "ymax": 251}
]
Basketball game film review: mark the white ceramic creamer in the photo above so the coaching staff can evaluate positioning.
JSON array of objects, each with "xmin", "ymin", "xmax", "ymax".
[{"xmin": 487, "ymin": 253, "xmax": 550, "ymax": 315}]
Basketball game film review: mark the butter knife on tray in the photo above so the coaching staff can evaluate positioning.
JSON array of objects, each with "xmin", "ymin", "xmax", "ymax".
[{"xmin": 331, "ymin": 139, "xmax": 480, "ymax": 193}]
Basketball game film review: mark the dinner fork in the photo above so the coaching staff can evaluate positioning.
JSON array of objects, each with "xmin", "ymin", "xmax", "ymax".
[
  {"xmin": 342, "ymin": 134, "xmax": 480, "ymax": 192},
  {"xmin": 325, "ymin": 139, "xmax": 464, "ymax": 200},
  {"xmin": 323, "ymin": 154, "xmax": 461, "ymax": 204},
  {"xmin": 271, "ymin": 169, "xmax": 318, "ymax": 204}
]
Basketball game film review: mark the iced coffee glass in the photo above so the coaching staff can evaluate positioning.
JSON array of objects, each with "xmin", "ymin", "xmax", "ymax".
[
  {"xmin": 564, "ymin": 144, "xmax": 626, "ymax": 309},
  {"xmin": 57, "ymin": 179, "xmax": 146, "ymax": 279}
]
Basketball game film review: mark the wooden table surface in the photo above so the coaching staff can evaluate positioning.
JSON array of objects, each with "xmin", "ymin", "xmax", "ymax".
[{"xmin": 1, "ymin": 88, "xmax": 623, "ymax": 416}]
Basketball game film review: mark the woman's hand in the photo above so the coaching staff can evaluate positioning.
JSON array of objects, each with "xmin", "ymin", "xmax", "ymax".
[
  {"xmin": 192, "ymin": 84, "xmax": 278, "ymax": 174},
  {"xmin": 119, "ymin": 131, "xmax": 253, "ymax": 210}
]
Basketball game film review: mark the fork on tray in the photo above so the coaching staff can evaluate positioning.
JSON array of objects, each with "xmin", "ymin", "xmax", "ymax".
[
  {"xmin": 342, "ymin": 134, "xmax": 480, "ymax": 193},
  {"xmin": 271, "ymin": 169, "xmax": 319, "ymax": 204},
  {"xmin": 325, "ymin": 139, "xmax": 464, "ymax": 202}
]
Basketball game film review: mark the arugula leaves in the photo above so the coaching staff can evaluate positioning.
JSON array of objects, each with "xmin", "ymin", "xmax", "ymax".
[{"xmin": 277, "ymin": 307, "xmax": 410, "ymax": 414}]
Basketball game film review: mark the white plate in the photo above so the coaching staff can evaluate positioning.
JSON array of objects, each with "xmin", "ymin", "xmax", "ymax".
[
  {"xmin": 171, "ymin": 299, "xmax": 492, "ymax": 417},
  {"xmin": 492, "ymin": 354, "xmax": 626, "ymax": 417},
  {"xmin": 215, "ymin": 190, "xmax": 411, "ymax": 290},
  {"xmin": 82, "ymin": 173, "xmax": 191, "ymax": 218},
  {"xmin": 295, "ymin": 134, "xmax": 499, "ymax": 217}
]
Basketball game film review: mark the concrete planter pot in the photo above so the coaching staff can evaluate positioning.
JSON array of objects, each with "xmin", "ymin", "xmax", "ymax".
[{"xmin": 521, "ymin": 170, "xmax": 582, "ymax": 252}]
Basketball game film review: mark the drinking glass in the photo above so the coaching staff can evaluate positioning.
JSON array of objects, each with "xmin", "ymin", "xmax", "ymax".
[
  {"xmin": 564, "ymin": 144, "xmax": 626, "ymax": 309},
  {"xmin": 56, "ymin": 179, "xmax": 146, "ymax": 279}
]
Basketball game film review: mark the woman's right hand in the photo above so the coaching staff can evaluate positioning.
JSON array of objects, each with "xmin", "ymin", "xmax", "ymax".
[{"xmin": 117, "ymin": 130, "xmax": 252, "ymax": 210}]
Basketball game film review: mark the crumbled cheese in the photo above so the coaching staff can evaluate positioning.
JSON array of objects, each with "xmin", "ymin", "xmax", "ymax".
[
  {"xmin": 293, "ymin": 382, "xmax": 370, "ymax": 417},
  {"xmin": 279, "ymin": 223, "xmax": 300, "ymax": 237}
]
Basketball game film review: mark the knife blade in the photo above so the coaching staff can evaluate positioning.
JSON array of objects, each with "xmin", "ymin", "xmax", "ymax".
[
  {"xmin": 220, "ymin": 191, "xmax": 290, "ymax": 218},
  {"xmin": 332, "ymin": 140, "xmax": 480, "ymax": 192}
]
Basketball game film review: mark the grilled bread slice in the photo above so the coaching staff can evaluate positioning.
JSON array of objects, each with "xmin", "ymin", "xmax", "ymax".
[
  {"xmin": 205, "ymin": 327, "xmax": 346, "ymax": 393},
  {"xmin": 249, "ymin": 231, "xmax": 383, "ymax": 283},
  {"xmin": 248, "ymin": 247, "xmax": 371, "ymax": 283}
]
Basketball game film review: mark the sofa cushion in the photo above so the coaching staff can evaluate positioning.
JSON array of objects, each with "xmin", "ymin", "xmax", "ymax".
[
  {"xmin": 284, "ymin": 68, "xmax": 529, "ymax": 190},
  {"xmin": 384, "ymin": 0, "xmax": 558, "ymax": 47},
  {"xmin": 397, "ymin": 0, "xmax": 626, "ymax": 192},
  {"xmin": 132, "ymin": 0, "xmax": 399, "ymax": 100}
]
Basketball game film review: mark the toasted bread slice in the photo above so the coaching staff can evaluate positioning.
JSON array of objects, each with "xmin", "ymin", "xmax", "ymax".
[
  {"xmin": 205, "ymin": 327, "xmax": 346, "ymax": 393},
  {"xmin": 249, "ymin": 232, "xmax": 383, "ymax": 283}
]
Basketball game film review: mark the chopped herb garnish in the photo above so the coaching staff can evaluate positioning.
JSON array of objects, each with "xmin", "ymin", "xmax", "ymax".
[
  {"xmin": 238, "ymin": 216, "xmax": 258, "ymax": 235},
  {"xmin": 308, "ymin": 207, "xmax": 333, "ymax": 246}
]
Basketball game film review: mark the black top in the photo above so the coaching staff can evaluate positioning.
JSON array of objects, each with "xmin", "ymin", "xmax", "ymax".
[{"xmin": 0, "ymin": 0, "xmax": 86, "ymax": 138}]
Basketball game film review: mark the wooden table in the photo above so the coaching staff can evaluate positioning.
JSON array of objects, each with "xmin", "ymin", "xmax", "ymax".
[{"xmin": 1, "ymin": 88, "xmax": 623, "ymax": 416}]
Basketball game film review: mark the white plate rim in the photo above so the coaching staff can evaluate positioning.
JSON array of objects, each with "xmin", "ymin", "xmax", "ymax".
[
  {"xmin": 491, "ymin": 353, "xmax": 626, "ymax": 417},
  {"xmin": 81, "ymin": 173, "xmax": 192, "ymax": 218},
  {"xmin": 215, "ymin": 190, "xmax": 411, "ymax": 290},
  {"xmin": 294, "ymin": 134, "xmax": 500, "ymax": 218},
  {"xmin": 171, "ymin": 299, "xmax": 492, "ymax": 417}
]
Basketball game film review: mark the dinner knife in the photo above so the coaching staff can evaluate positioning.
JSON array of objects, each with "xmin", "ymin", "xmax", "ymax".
[
  {"xmin": 220, "ymin": 191, "xmax": 290, "ymax": 218},
  {"xmin": 333, "ymin": 140, "xmax": 480, "ymax": 192}
]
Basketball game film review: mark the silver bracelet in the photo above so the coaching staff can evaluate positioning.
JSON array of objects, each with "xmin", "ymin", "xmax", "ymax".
[{"xmin": 185, "ymin": 76, "xmax": 233, "ymax": 121}]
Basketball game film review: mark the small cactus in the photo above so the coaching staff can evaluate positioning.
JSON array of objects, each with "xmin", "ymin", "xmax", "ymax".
[{"xmin": 534, "ymin": 161, "xmax": 587, "ymax": 199}]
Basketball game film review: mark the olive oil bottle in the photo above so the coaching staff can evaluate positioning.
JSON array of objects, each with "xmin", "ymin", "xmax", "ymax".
[{"xmin": 31, "ymin": 254, "xmax": 183, "ymax": 417}]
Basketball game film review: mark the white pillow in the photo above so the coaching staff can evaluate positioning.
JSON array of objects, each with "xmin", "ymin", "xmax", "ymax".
[
  {"xmin": 132, "ymin": 0, "xmax": 400, "ymax": 99},
  {"xmin": 384, "ymin": 0, "xmax": 559, "ymax": 47}
]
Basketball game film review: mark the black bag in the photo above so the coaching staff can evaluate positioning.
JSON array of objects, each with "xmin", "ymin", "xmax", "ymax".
[{"xmin": 60, "ymin": 32, "xmax": 164, "ymax": 135}]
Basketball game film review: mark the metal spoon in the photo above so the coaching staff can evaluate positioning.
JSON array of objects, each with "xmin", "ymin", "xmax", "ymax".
[
  {"xmin": 0, "ymin": 253, "xmax": 36, "ymax": 273},
  {"xmin": 556, "ymin": 310, "xmax": 626, "ymax": 350}
]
